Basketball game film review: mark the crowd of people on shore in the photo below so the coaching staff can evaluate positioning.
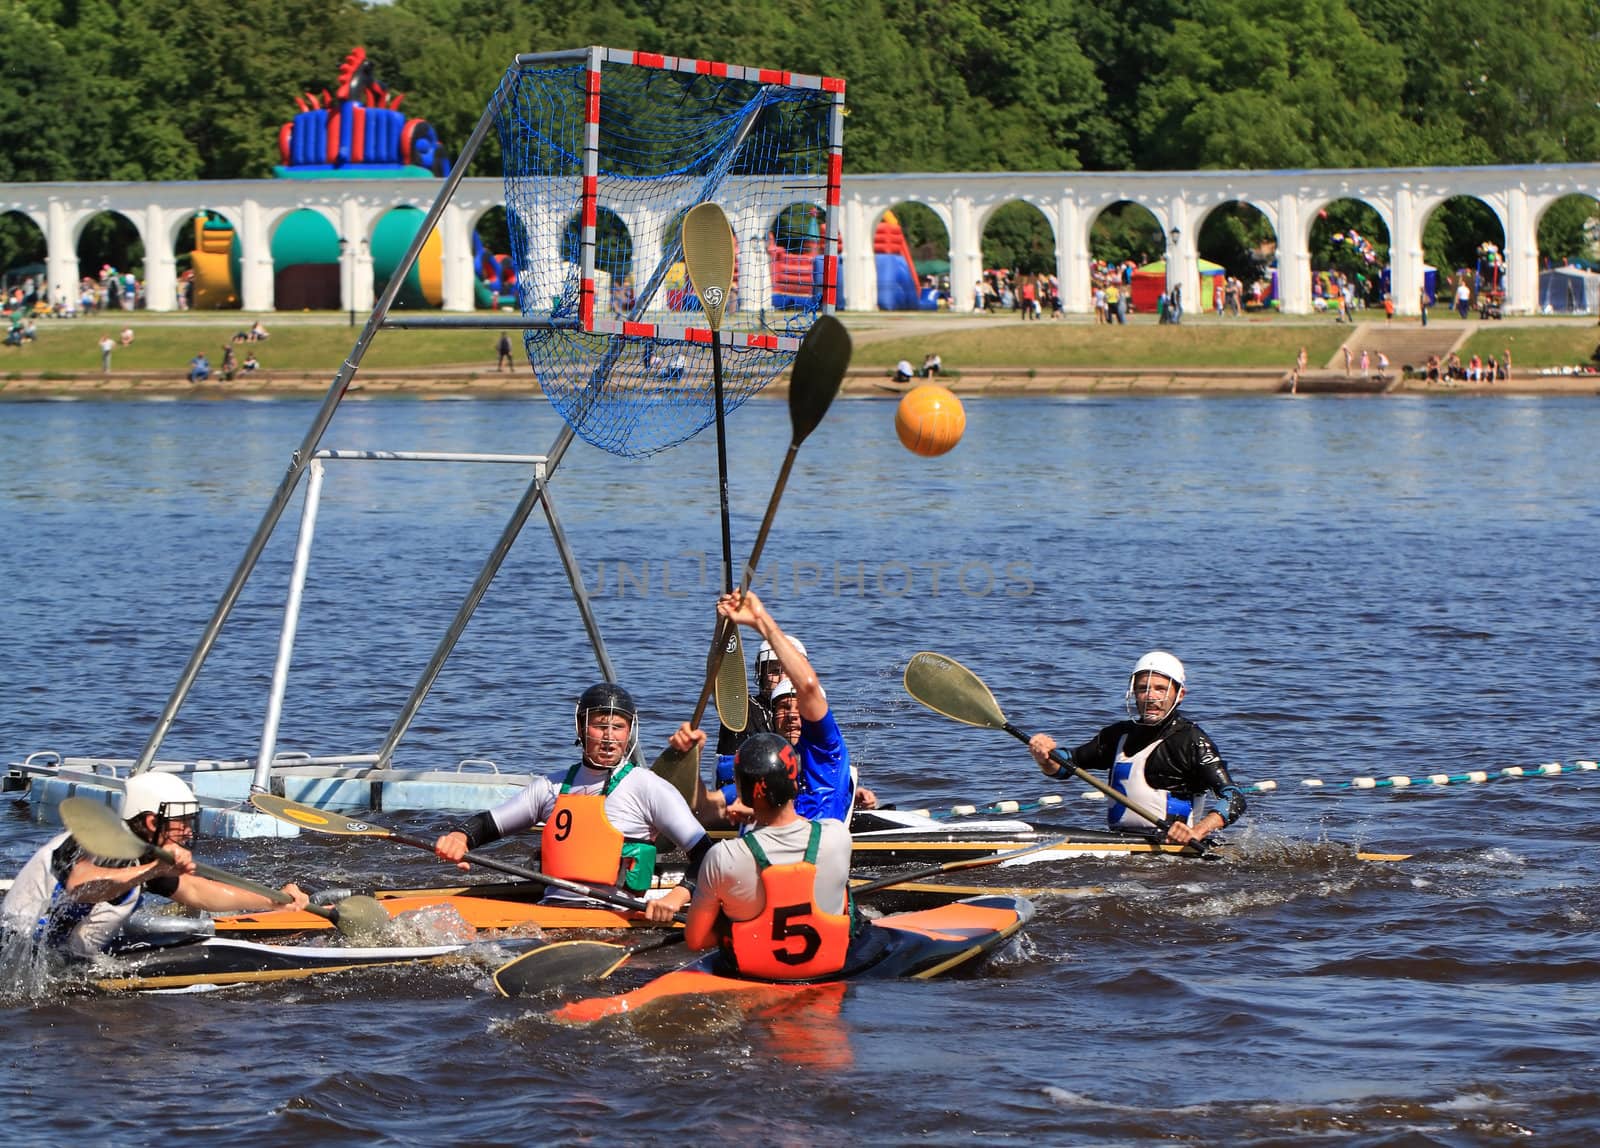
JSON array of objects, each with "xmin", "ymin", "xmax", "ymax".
[
  {"xmin": 974, "ymin": 269, "xmax": 1061, "ymax": 319},
  {"xmin": 1422, "ymin": 349, "xmax": 1511, "ymax": 384}
]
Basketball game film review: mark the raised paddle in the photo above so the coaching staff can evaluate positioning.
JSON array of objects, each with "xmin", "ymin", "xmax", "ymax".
[
  {"xmin": 56, "ymin": 795, "xmax": 391, "ymax": 939},
  {"xmin": 248, "ymin": 793, "xmax": 667, "ymax": 917},
  {"xmin": 651, "ymin": 314, "xmax": 853, "ymax": 803},
  {"xmin": 681, "ymin": 202, "xmax": 748, "ymax": 734},
  {"xmin": 902, "ymin": 651, "xmax": 1208, "ymax": 855}
]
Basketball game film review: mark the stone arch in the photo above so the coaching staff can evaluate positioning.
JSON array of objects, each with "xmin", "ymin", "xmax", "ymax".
[
  {"xmin": 0, "ymin": 209, "xmax": 48, "ymax": 305},
  {"xmin": 1085, "ymin": 200, "xmax": 1160, "ymax": 317},
  {"xmin": 1195, "ymin": 201, "xmax": 1278, "ymax": 297},
  {"xmin": 1534, "ymin": 192, "xmax": 1599, "ymax": 266},
  {"xmin": 1307, "ymin": 197, "xmax": 1391, "ymax": 312},
  {"xmin": 1422, "ymin": 195, "xmax": 1508, "ymax": 316},
  {"xmin": 1088, "ymin": 200, "xmax": 1163, "ymax": 268},
  {"xmin": 976, "ymin": 199, "xmax": 1057, "ymax": 315},
  {"xmin": 555, "ymin": 205, "xmax": 632, "ymax": 313},
  {"xmin": 371, "ymin": 204, "xmax": 448, "ymax": 309},
  {"xmin": 1534, "ymin": 192, "xmax": 1600, "ymax": 313},
  {"xmin": 761, "ymin": 200, "xmax": 828, "ymax": 312},
  {"xmin": 975, "ymin": 198, "xmax": 1057, "ymax": 271},
  {"xmin": 75, "ymin": 210, "xmax": 145, "ymax": 310},
  {"xmin": 470, "ymin": 204, "xmax": 515, "ymax": 309},
  {"xmin": 868, "ymin": 200, "xmax": 950, "ymax": 311},
  {"xmin": 175, "ymin": 208, "xmax": 246, "ymax": 310},
  {"xmin": 260, "ymin": 208, "xmax": 341, "ymax": 311}
]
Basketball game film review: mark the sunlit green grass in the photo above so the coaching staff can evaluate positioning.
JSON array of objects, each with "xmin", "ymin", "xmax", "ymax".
[
  {"xmin": 3, "ymin": 309, "xmax": 1596, "ymax": 377},
  {"xmin": 0, "ymin": 314, "xmax": 503, "ymax": 375}
]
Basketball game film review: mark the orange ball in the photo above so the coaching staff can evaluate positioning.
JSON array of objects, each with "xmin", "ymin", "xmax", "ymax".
[{"xmin": 895, "ymin": 384, "xmax": 966, "ymax": 457}]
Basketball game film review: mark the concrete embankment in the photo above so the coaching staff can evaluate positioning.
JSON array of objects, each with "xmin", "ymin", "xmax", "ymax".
[{"xmin": 2, "ymin": 364, "xmax": 1596, "ymax": 398}]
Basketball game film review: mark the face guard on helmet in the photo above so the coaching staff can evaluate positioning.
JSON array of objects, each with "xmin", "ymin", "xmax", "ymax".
[
  {"xmin": 1124, "ymin": 651, "xmax": 1186, "ymax": 725},
  {"xmin": 120, "ymin": 772, "xmax": 201, "ymax": 844},
  {"xmin": 754, "ymin": 634, "xmax": 807, "ymax": 693},
  {"xmin": 734, "ymin": 732, "xmax": 801, "ymax": 809},
  {"xmin": 574, "ymin": 682, "xmax": 639, "ymax": 769}
]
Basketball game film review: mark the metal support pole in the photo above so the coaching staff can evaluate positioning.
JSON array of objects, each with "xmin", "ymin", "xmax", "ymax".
[
  {"xmin": 538, "ymin": 484, "xmax": 617, "ymax": 686},
  {"xmin": 251, "ymin": 460, "xmax": 324, "ymax": 793},
  {"xmin": 131, "ymin": 65, "xmax": 514, "ymax": 775}
]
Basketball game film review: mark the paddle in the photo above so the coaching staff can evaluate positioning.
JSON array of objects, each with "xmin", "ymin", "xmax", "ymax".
[
  {"xmin": 682, "ymin": 202, "xmax": 748, "ymax": 735},
  {"xmin": 56, "ymin": 795, "xmax": 391, "ymax": 939},
  {"xmin": 902, "ymin": 651, "xmax": 1207, "ymax": 855},
  {"xmin": 651, "ymin": 313, "xmax": 853, "ymax": 803},
  {"xmin": 851, "ymin": 832, "xmax": 1086, "ymax": 897},
  {"xmin": 248, "ymin": 793, "xmax": 665, "ymax": 917}
]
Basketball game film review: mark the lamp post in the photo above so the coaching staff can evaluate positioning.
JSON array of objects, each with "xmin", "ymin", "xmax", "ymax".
[{"xmin": 1167, "ymin": 226, "xmax": 1181, "ymax": 322}]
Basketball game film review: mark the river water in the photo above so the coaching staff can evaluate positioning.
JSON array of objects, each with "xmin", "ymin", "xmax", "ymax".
[{"xmin": 2, "ymin": 391, "xmax": 1597, "ymax": 1146}]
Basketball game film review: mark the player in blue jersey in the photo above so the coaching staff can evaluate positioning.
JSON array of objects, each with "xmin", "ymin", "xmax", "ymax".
[{"xmin": 669, "ymin": 589, "xmax": 873, "ymax": 826}]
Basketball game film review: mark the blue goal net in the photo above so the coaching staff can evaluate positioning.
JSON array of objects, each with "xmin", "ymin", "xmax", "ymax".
[{"xmin": 496, "ymin": 48, "xmax": 845, "ymax": 458}]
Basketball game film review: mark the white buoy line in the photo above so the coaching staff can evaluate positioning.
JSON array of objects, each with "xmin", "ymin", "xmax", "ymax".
[{"xmin": 901, "ymin": 760, "xmax": 1598, "ymax": 821}]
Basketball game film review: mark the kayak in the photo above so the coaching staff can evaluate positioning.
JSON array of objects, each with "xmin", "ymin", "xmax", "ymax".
[
  {"xmin": 212, "ymin": 878, "xmax": 1095, "ymax": 938},
  {"xmin": 550, "ymin": 893, "xmax": 1034, "ymax": 1025},
  {"xmin": 91, "ymin": 934, "xmax": 472, "ymax": 993},
  {"xmin": 213, "ymin": 892, "xmax": 660, "ymax": 936}
]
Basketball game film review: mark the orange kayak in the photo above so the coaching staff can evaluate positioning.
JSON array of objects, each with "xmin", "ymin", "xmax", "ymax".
[
  {"xmin": 214, "ymin": 893, "xmax": 654, "ymax": 935},
  {"xmin": 551, "ymin": 894, "xmax": 1032, "ymax": 1024}
]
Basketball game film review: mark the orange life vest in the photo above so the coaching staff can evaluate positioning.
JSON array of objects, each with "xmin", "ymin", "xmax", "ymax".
[
  {"xmin": 727, "ymin": 820, "xmax": 852, "ymax": 981},
  {"xmin": 540, "ymin": 762, "xmax": 646, "ymax": 889}
]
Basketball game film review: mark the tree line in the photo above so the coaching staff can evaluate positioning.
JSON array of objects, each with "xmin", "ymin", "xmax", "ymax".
[{"xmin": 3, "ymin": 0, "xmax": 1595, "ymax": 182}]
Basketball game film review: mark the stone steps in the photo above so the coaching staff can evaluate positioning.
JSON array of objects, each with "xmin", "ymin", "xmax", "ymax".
[{"xmin": 1328, "ymin": 323, "xmax": 1467, "ymax": 372}]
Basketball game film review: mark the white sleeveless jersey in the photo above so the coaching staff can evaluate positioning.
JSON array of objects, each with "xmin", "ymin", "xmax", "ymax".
[
  {"xmin": 2, "ymin": 832, "xmax": 142, "ymax": 957},
  {"xmin": 1107, "ymin": 735, "xmax": 1196, "ymax": 832}
]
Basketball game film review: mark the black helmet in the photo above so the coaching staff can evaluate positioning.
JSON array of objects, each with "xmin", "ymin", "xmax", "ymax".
[
  {"xmin": 734, "ymin": 731, "xmax": 801, "ymax": 808},
  {"xmin": 574, "ymin": 682, "xmax": 638, "ymax": 752}
]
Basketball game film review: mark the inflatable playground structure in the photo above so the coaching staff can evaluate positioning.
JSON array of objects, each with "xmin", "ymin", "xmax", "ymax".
[
  {"xmin": 190, "ymin": 48, "xmax": 836, "ymax": 316},
  {"xmin": 872, "ymin": 210, "xmax": 945, "ymax": 310},
  {"xmin": 190, "ymin": 48, "xmax": 510, "ymax": 311}
]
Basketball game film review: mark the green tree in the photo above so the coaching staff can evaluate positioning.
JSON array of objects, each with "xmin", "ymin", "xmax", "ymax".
[
  {"xmin": 0, "ymin": 3, "xmax": 84, "ymax": 181},
  {"xmin": 1196, "ymin": 202, "xmax": 1274, "ymax": 283},
  {"xmin": 1134, "ymin": 0, "xmax": 1419, "ymax": 169},
  {"xmin": 983, "ymin": 201, "xmax": 1054, "ymax": 274},
  {"xmin": 1536, "ymin": 196, "xmax": 1600, "ymax": 265},
  {"xmin": 1090, "ymin": 202, "xmax": 1163, "ymax": 265}
]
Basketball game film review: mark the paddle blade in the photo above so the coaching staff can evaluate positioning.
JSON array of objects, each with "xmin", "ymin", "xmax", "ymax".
[
  {"xmin": 330, "ymin": 894, "xmax": 393, "ymax": 942},
  {"xmin": 493, "ymin": 940, "xmax": 631, "ymax": 999},
  {"xmin": 715, "ymin": 626, "xmax": 749, "ymax": 734},
  {"xmin": 903, "ymin": 651, "xmax": 1009, "ymax": 731},
  {"xmin": 58, "ymin": 796, "xmax": 147, "ymax": 860},
  {"xmin": 681, "ymin": 203, "xmax": 735, "ymax": 332},
  {"xmin": 650, "ymin": 741, "xmax": 703, "ymax": 806},
  {"xmin": 788, "ymin": 314, "xmax": 851, "ymax": 445},
  {"xmin": 250, "ymin": 793, "xmax": 395, "ymax": 838}
]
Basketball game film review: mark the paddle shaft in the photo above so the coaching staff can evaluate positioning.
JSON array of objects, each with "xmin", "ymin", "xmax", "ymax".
[
  {"xmin": 687, "ymin": 442, "xmax": 801, "ymax": 727},
  {"xmin": 390, "ymin": 826, "xmax": 660, "ymax": 916},
  {"xmin": 711, "ymin": 339, "xmax": 734, "ymax": 595},
  {"xmin": 147, "ymin": 843, "xmax": 340, "ymax": 924},
  {"xmin": 653, "ymin": 315, "xmax": 847, "ymax": 795},
  {"xmin": 851, "ymin": 832, "xmax": 1082, "ymax": 897},
  {"xmin": 997, "ymin": 721, "xmax": 1206, "ymax": 853}
]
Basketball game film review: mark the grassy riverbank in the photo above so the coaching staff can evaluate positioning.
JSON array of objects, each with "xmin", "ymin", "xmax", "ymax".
[{"xmin": 3, "ymin": 310, "xmax": 1597, "ymax": 380}]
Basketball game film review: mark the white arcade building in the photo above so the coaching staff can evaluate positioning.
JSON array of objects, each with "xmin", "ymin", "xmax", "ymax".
[{"xmin": 3, "ymin": 163, "xmax": 1597, "ymax": 318}]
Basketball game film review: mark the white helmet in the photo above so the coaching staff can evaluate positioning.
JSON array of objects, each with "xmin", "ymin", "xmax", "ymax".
[
  {"xmin": 1126, "ymin": 651, "xmax": 1186, "ymax": 724},
  {"xmin": 756, "ymin": 634, "xmax": 807, "ymax": 667},
  {"xmin": 1130, "ymin": 651, "xmax": 1185, "ymax": 688},
  {"xmin": 121, "ymin": 772, "xmax": 200, "ymax": 824},
  {"xmin": 770, "ymin": 675, "xmax": 797, "ymax": 705}
]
